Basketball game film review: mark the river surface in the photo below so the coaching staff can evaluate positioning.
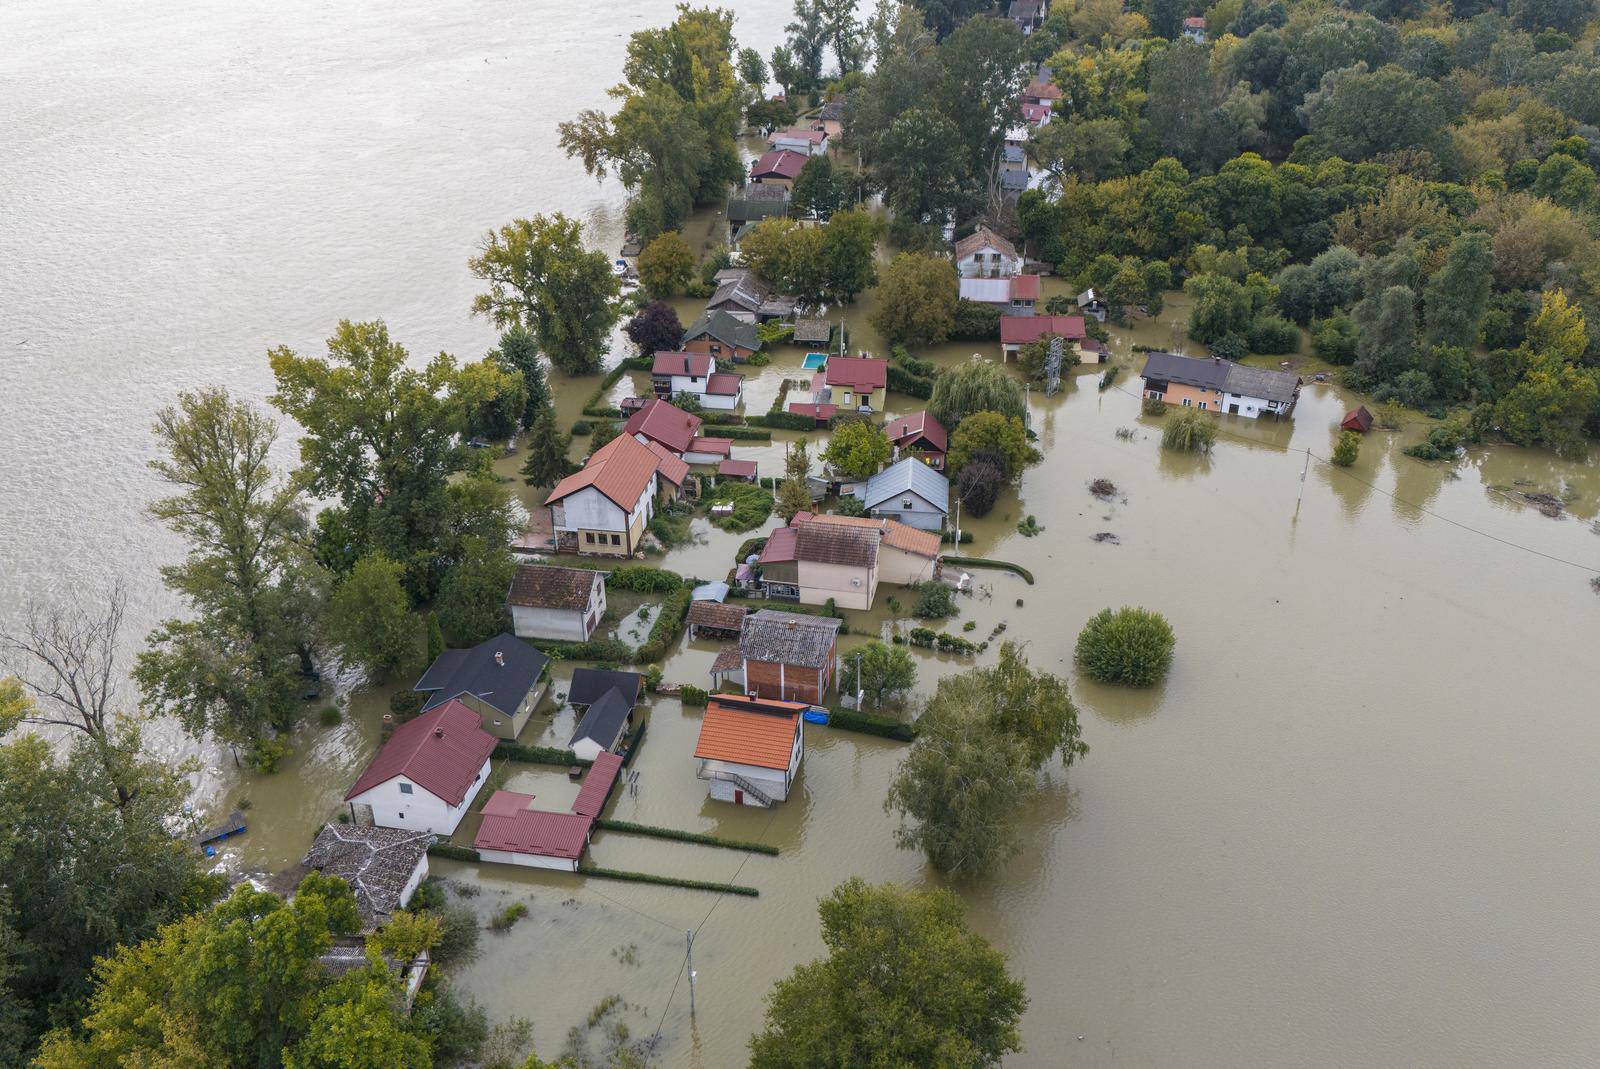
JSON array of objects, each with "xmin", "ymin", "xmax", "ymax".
[{"xmin": 6, "ymin": 4, "xmax": 1600, "ymax": 1067}]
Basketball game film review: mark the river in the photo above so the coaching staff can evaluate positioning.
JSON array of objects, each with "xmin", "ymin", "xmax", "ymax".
[{"xmin": 6, "ymin": 3, "xmax": 1600, "ymax": 1067}]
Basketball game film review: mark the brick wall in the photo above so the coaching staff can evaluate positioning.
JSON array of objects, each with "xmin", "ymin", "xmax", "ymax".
[{"xmin": 745, "ymin": 659, "xmax": 823, "ymax": 704}]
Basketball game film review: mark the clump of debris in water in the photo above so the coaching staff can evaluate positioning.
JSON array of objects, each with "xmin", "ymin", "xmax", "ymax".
[{"xmin": 1090, "ymin": 478, "xmax": 1117, "ymax": 498}]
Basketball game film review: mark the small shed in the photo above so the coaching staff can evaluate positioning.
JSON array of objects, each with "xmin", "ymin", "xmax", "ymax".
[
  {"xmin": 688, "ymin": 600, "xmax": 748, "ymax": 639},
  {"xmin": 303, "ymin": 824, "xmax": 432, "ymax": 929},
  {"xmin": 719, "ymin": 458, "xmax": 758, "ymax": 482},
  {"xmin": 1341, "ymin": 406, "xmax": 1374, "ymax": 433},
  {"xmin": 792, "ymin": 318, "xmax": 833, "ymax": 347},
  {"xmin": 568, "ymin": 688, "xmax": 635, "ymax": 763}
]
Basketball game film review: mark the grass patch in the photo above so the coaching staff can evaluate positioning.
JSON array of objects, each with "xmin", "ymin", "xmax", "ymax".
[
  {"xmin": 594, "ymin": 819, "xmax": 779, "ymax": 854},
  {"xmin": 489, "ymin": 902, "xmax": 529, "ymax": 931},
  {"xmin": 705, "ymin": 481, "xmax": 774, "ymax": 532}
]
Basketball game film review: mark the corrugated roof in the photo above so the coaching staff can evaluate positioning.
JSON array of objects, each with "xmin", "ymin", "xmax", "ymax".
[
  {"xmin": 474, "ymin": 799, "xmax": 592, "ymax": 859},
  {"xmin": 794, "ymin": 520, "xmax": 879, "ymax": 568},
  {"xmin": 568, "ymin": 688, "xmax": 632, "ymax": 751},
  {"xmin": 546, "ymin": 432, "xmax": 661, "ymax": 510},
  {"xmin": 741, "ymin": 609, "xmax": 841, "ymax": 669},
  {"xmin": 507, "ymin": 564, "xmax": 600, "ymax": 612},
  {"xmin": 345, "ymin": 700, "xmax": 496, "ymax": 806},
  {"xmin": 624, "ymin": 398, "xmax": 702, "ymax": 454},
  {"xmin": 694, "ymin": 696, "xmax": 804, "ymax": 770},
  {"xmin": 1000, "ymin": 314, "xmax": 1085, "ymax": 344},
  {"xmin": 884, "ymin": 411, "xmax": 948, "ymax": 454},
  {"xmin": 860, "ymin": 458, "xmax": 949, "ymax": 514},
  {"xmin": 652, "ymin": 350, "xmax": 713, "ymax": 377},
  {"xmin": 1010, "ymin": 275, "xmax": 1042, "ymax": 300},
  {"xmin": 824, "ymin": 356, "xmax": 887, "ymax": 391},
  {"xmin": 959, "ymin": 277, "xmax": 1011, "ymax": 304},
  {"xmin": 571, "ymin": 751, "xmax": 624, "ymax": 818},
  {"xmin": 953, "ymin": 225, "xmax": 1018, "ymax": 264},
  {"xmin": 415, "ymin": 634, "xmax": 549, "ymax": 719}
]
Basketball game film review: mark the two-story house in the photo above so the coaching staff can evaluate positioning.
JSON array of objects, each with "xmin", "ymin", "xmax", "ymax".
[
  {"xmin": 954, "ymin": 225, "xmax": 1023, "ymax": 278},
  {"xmin": 545, "ymin": 432, "xmax": 662, "ymax": 556}
]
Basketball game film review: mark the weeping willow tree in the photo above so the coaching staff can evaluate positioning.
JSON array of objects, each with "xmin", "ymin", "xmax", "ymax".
[{"xmin": 1160, "ymin": 408, "xmax": 1218, "ymax": 453}]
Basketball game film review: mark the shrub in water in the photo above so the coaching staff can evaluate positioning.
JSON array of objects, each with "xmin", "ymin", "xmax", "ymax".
[
  {"xmin": 1332, "ymin": 430, "xmax": 1360, "ymax": 467},
  {"xmin": 912, "ymin": 581, "xmax": 957, "ymax": 619},
  {"xmin": 1074, "ymin": 606, "xmax": 1175, "ymax": 687},
  {"xmin": 1141, "ymin": 395, "xmax": 1168, "ymax": 417},
  {"xmin": 1160, "ymin": 409, "xmax": 1217, "ymax": 453},
  {"xmin": 489, "ymin": 901, "xmax": 529, "ymax": 932},
  {"xmin": 319, "ymin": 705, "xmax": 342, "ymax": 726}
]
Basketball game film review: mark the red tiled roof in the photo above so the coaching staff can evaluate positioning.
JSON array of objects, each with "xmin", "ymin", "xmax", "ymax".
[
  {"xmin": 1020, "ymin": 102, "xmax": 1050, "ymax": 123},
  {"xmin": 751, "ymin": 149, "xmax": 807, "ymax": 181},
  {"xmin": 1009, "ymin": 275, "xmax": 1042, "ymax": 300},
  {"xmin": 758, "ymin": 525, "xmax": 798, "ymax": 564},
  {"xmin": 474, "ymin": 795, "xmax": 591, "ymax": 860},
  {"xmin": 624, "ymin": 398, "xmax": 702, "ymax": 454},
  {"xmin": 345, "ymin": 700, "xmax": 495, "ymax": 806},
  {"xmin": 1025, "ymin": 80, "xmax": 1063, "ymax": 100},
  {"xmin": 882, "ymin": 521, "xmax": 940, "ymax": 559},
  {"xmin": 571, "ymin": 751, "xmax": 623, "ymax": 818},
  {"xmin": 694, "ymin": 696, "xmax": 806, "ymax": 770},
  {"xmin": 884, "ymin": 411, "xmax": 948, "ymax": 454},
  {"xmin": 787, "ymin": 402, "xmax": 838, "ymax": 423},
  {"xmin": 1000, "ymin": 314, "xmax": 1086, "ymax": 345},
  {"xmin": 689, "ymin": 600, "xmax": 748, "ymax": 631},
  {"xmin": 652, "ymin": 350, "xmax": 713, "ymax": 378},
  {"xmin": 687, "ymin": 436, "xmax": 733, "ymax": 457},
  {"xmin": 770, "ymin": 126, "xmax": 826, "ymax": 145},
  {"xmin": 643, "ymin": 439, "xmax": 690, "ymax": 487},
  {"xmin": 546, "ymin": 432, "xmax": 660, "ymax": 511},
  {"xmin": 824, "ymin": 356, "xmax": 887, "ymax": 391},
  {"xmin": 1184, "ymin": 16, "xmax": 1206, "ymax": 26},
  {"xmin": 705, "ymin": 372, "xmax": 743, "ymax": 396},
  {"xmin": 719, "ymin": 458, "xmax": 757, "ymax": 478},
  {"xmin": 507, "ymin": 564, "xmax": 600, "ymax": 611}
]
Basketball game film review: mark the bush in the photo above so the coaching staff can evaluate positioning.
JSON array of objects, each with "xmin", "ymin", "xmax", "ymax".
[
  {"xmin": 535, "ymin": 637, "xmax": 634, "ymax": 662},
  {"xmin": 494, "ymin": 742, "xmax": 584, "ymax": 766},
  {"xmin": 887, "ymin": 363, "xmax": 936, "ymax": 399},
  {"xmin": 605, "ymin": 566, "xmax": 684, "ymax": 593},
  {"xmin": 1208, "ymin": 333, "xmax": 1249, "ymax": 361},
  {"xmin": 956, "ymin": 457, "xmax": 1005, "ymax": 517},
  {"xmin": 489, "ymin": 902, "xmax": 529, "ymax": 931},
  {"xmin": 826, "ymin": 707, "xmax": 917, "ymax": 741},
  {"xmin": 432, "ymin": 903, "xmax": 482, "ymax": 966},
  {"xmin": 594, "ymin": 818, "xmax": 779, "ymax": 854},
  {"xmin": 1332, "ymin": 430, "xmax": 1361, "ymax": 467},
  {"xmin": 319, "ymin": 705, "xmax": 342, "ymax": 726},
  {"xmin": 389, "ymin": 690, "xmax": 424, "ymax": 719},
  {"xmin": 715, "ymin": 425, "xmax": 774, "ymax": 441},
  {"xmin": 577, "ymin": 865, "xmax": 759, "ymax": 896},
  {"xmin": 950, "ymin": 297, "xmax": 1002, "ymax": 340},
  {"xmin": 1161, "ymin": 409, "xmax": 1218, "ymax": 452},
  {"xmin": 749, "ymin": 411, "xmax": 821, "ymax": 431},
  {"xmin": 428, "ymin": 843, "xmax": 481, "ymax": 862},
  {"xmin": 705, "ymin": 481, "xmax": 774, "ymax": 531},
  {"xmin": 680, "ymin": 684, "xmax": 709, "ymax": 706},
  {"xmin": 912, "ymin": 581, "xmax": 957, "ymax": 619},
  {"xmin": 570, "ymin": 419, "xmax": 593, "ymax": 435},
  {"xmin": 412, "ymin": 983, "xmax": 489, "ymax": 1062},
  {"xmin": 1074, "ymin": 607, "xmax": 1175, "ymax": 686},
  {"xmin": 1141, "ymin": 395, "xmax": 1167, "ymax": 416},
  {"xmin": 833, "ymin": 494, "xmax": 867, "ymax": 517},
  {"xmin": 1247, "ymin": 315, "xmax": 1300, "ymax": 354},
  {"xmin": 635, "ymin": 587, "xmax": 692, "ymax": 662},
  {"xmin": 1403, "ymin": 419, "xmax": 1468, "ymax": 461}
]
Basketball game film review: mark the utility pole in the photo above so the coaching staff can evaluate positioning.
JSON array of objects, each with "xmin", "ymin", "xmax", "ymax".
[
  {"xmin": 686, "ymin": 930, "xmax": 697, "ymax": 1017},
  {"xmin": 1293, "ymin": 447, "xmax": 1310, "ymax": 519}
]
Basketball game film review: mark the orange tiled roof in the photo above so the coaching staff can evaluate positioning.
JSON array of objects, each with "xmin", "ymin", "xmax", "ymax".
[
  {"xmin": 545, "ymin": 433, "xmax": 659, "ymax": 511},
  {"xmin": 694, "ymin": 696, "xmax": 806, "ymax": 770}
]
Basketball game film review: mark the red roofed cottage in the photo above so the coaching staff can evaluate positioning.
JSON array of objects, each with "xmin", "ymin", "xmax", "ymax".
[{"xmin": 344, "ymin": 700, "xmax": 497, "ymax": 835}]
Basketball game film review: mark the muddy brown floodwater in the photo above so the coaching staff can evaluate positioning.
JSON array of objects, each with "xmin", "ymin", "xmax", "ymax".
[{"xmin": 7, "ymin": 3, "xmax": 1600, "ymax": 1066}]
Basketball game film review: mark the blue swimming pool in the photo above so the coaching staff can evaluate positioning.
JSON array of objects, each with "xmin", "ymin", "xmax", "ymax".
[{"xmin": 801, "ymin": 352, "xmax": 828, "ymax": 370}]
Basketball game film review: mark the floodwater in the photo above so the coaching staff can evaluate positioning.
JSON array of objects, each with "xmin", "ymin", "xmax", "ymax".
[{"xmin": 6, "ymin": 4, "xmax": 1600, "ymax": 1068}]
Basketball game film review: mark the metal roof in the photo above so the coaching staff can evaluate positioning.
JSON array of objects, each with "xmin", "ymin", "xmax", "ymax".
[
  {"xmin": 473, "ymin": 794, "xmax": 592, "ymax": 859},
  {"xmin": 571, "ymin": 751, "xmax": 624, "ymax": 818},
  {"xmin": 859, "ymin": 458, "xmax": 949, "ymax": 514}
]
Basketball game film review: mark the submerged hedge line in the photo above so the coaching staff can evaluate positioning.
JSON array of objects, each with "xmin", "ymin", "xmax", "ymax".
[
  {"xmin": 826, "ymin": 707, "xmax": 917, "ymax": 742},
  {"xmin": 495, "ymin": 742, "xmax": 586, "ymax": 767},
  {"xmin": 594, "ymin": 818, "xmax": 779, "ymax": 855},
  {"xmin": 578, "ymin": 865, "xmax": 759, "ymax": 896},
  {"xmin": 941, "ymin": 555, "xmax": 1035, "ymax": 584}
]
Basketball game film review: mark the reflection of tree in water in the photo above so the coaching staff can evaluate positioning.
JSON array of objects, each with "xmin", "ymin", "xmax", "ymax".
[
  {"xmin": 1156, "ymin": 443, "xmax": 1214, "ymax": 481},
  {"xmin": 1078, "ymin": 675, "xmax": 1168, "ymax": 726},
  {"xmin": 1317, "ymin": 433, "xmax": 1379, "ymax": 520},
  {"xmin": 1386, "ymin": 444, "xmax": 1455, "ymax": 519}
]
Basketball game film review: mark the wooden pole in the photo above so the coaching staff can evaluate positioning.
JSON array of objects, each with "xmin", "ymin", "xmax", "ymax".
[{"xmin": 686, "ymin": 929, "xmax": 697, "ymax": 1017}]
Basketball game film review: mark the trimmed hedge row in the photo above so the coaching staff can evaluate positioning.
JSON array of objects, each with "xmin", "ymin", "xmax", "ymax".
[
  {"xmin": 594, "ymin": 818, "xmax": 779, "ymax": 854},
  {"xmin": 941, "ymin": 555, "xmax": 1036, "ymax": 584},
  {"xmin": 495, "ymin": 742, "xmax": 587, "ymax": 766},
  {"xmin": 711, "ymin": 425, "xmax": 773, "ymax": 441},
  {"xmin": 534, "ymin": 637, "xmax": 635, "ymax": 662},
  {"xmin": 887, "ymin": 363, "xmax": 935, "ymax": 399},
  {"xmin": 428, "ymin": 843, "xmax": 481, "ymax": 862},
  {"xmin": 605, "ymin": 565, "xmax": 685, "ymax": 593},
  {"xmin": 748, "ymin": 411, "xmax": 819, "ymax": 431},
  {"xmin": 939, "ymin": 530, "xmax": 975, "ymax": 544},
  {"xmin": 826, "ymin": 707, "xmax": 917, "ymax": 742},
  {"xmin": 578, "ymin": 864, "xmax": 759, "ymax": 896},
  {"xmin": 635, "ymin": 587, "xmax": 693, "ymax": 662}
]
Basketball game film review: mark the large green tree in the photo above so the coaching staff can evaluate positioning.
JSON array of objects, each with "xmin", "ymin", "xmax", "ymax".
[
  {"xmin": 326, "ymin": 553, "xmax": 417, "ymax": 679},
  {"xmin": 488, "ymin": 324, "xmax": 550, "ymax": 428},
  {"xmin": 840, "ymin": 640, "xmax": 917, "ymax": 712},
  {"xmin": 469, "ymin": 214, "xmax": 621, "ymax": 375},
  {"xmin": 822, "ymin": 419, "xmax": 892, "ymax": 479},
  {"xmin": 520, "ymin": 405, "xmax": 575, "ymax": 489},
  {"xmin": 928, "ymin": 357, "xmax": 1027, "ymax": 426},
  {"xmin": 637, "ymin": 230, "xmax": 695, "ymax": 299},
  {"xmin": 747, "ymin": 879, "xmax": 1027, "ymax": 1069},
  {"xmin": 1423, "ymin": 231, "xmax": 1495, "ymax": 350},
  {"xmin": 871, "ymin": 252, "xmax": 958, "ymax": 347},
  {"xmin": 437, "ymin": 537, "xmax": 516, "ymax": 647}
]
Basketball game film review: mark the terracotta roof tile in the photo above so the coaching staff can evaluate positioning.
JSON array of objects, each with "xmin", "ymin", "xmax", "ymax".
[
  {"xmin": 824, "ymin": 356, "xmax": 887, "ymax": 391},
  {"xmin": 546, "ymin": 432, "xmax": 660, "ymax": 510},
  {"xmin": 652, "ymin": 350, "xmax": 713, "ymax": 377},
  {"xmin": 794, "ymin": 520, "xmax": 878, "ymax": 568},
  {"xmin": 689, "ymin": 601, "xmax": 748, "ymax": 631},
  {"xmin": 623, "ymin": 398, "xmax": 702, "ymax": 454},
  {"xmin": 345, "ymin": 701, "xmax": 495, "ymax": 806},
  {"xmin": 643, "ymin": 439, "xmax": 690, "ymax": 487},
  {"xmin": 694, "ymin": 696, "xmax": 806, "ymax": 770},
  {"xmin": 507, "ymin": 564, "xmax": 601, "ymax": 612}
]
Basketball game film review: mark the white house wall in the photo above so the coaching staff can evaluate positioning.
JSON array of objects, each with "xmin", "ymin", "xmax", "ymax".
[
  {"xmin": 555, "ymin": 486, "xmax": 626, "ymax": 532},
  {"xmin": 477, "ymin": 847, "xmax": 579, "ymax": 872},
  {"xmin": 351, "ymin": 757, "xmax": 490, "ymax": 836},
  {"xmin": 511, "ymin": 604, "xmax": 594, "ymax": 642}
]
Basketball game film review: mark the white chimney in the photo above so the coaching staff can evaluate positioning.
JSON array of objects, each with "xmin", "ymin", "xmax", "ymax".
[{"xmin": 494, "ymin": 651, "xmax": 505, "ymax": 666}]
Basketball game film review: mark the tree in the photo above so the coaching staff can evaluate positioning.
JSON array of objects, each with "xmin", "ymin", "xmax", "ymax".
[
  {"xmin": 785, "ymin": 0, "xmax": 829, "ymax": 92},
  {"xmin": 885, "ymin": 699, "xmax": 1037, "ymax": 876},
  {"xmin": 956, "ymin": 453, "xmax": 1005, "ymax": 517},
  {"xmin": 489, "ymin": 324, "xmax": 550, "ymax": 428},
  {"xmin": 818, "ymin": 208, "xmax": 882, "ymax": 302},
  {"xmin": 1015, "ymin": 333, "xmax": 1082, "ymax": 382},
  {"xmin": 469, "ymin": 214, "xmax": 621, "ymax": 375},
  {"xmin": 426, "ymin": 612, "xmax": 445, "ymax": 664},
  {"xmin": 1160, "ymin": 409, "xmax": 1218, "ymax": 452},
  {"xmin": 819, "ymin": 0, "xmax": 867, "ymax": 75},
  {"xmin": 624, "ymin": 300, "xmax": 686, "ymax": 359},
  {"xmin": 1030, "ymin": 116, "xmax": 1130, "ymax": 183},
  {"xmin": 747, "ymin": 879, "xmax": 1027, "ymax": 1068},
  {"xmin": 791, "ymin": 155, "xmax": 849, "ymax": 218},
  {"xmin": 738, "ymin": 46, "xmax": 767, "ymax": 87},
  {"xmin": 776, "ymin": 477, "xmax": 814, "ymax": 521},
  {"xmin": 136, "ymin": 388, "xmax": 320, "ymax": 758},
  {"xmin": 457, "ymin": 356, "xmax": 527, "ymax": 441},
  {"xmin": 871, "ymin": 253, "xmax": 957, "ymax": 347},
  {"xmin": 873, "ymin": 107, "xmax": 967, "ymax": 226},
  {"xmin": 934, "ymin": 641, "xmax": 1087, "ymax": 770},
  {"xmin": 947, "ymin": 411, "xmax": 1037, "ymax": 477},
  {"xmin": 929, "ymin": 357, "xmax": 1026, "ymax": 426},
  {"xmin": 1332, "ymin": 430, "xmax": 1361, "ymax": 467},
  {"xmin": 1313, "ymin": 313, "xmax": 1361, "ymax": 365},
  {"xmin": 437, "ymin": 538, "xmax": 515, "ymax": 647},
  {"xmin": 33, "ymin": 876, "xmax": 428, "ymax": 1069},
  {"xmin": 840, "ymin": 641, "xmax": 917, "ymax": 711},
  {"xmin": 1353, "ymin": 285, "xmax": 1419, "ymax": 387},
  {"xmin": 1423, "ymin": 232, "xmax": 1495, "ymax": 350},
  {"xmin": 1074, "ymin": 606, "xmax": 1176, "ymax": 686},
  {"xmin": 784, "ymin": 438, "xmax": 812, "ymax": 482},
  {"xmin": 1304, "ymin": 64, "xmax": 1445, "ymax": 163},
  {"xmin": 637, "ymin": 230, "xmax": 695, "ymax": 299},
  {"xmin": 822, "ymin": 419, "xmax": 891, "ymax": 479},
  {"xmin": 521, "ymin": 405, "xmax": 574, "ymax": 489},
  {"xmin": 0, "ymin": 730, "xmax": 214, "ymax": 1065},
  {"xmin": 327, "ymin": 554, "xmax": 416, "ymax": 679}
]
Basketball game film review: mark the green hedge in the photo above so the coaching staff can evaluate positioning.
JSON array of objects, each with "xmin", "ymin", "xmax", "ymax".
[
  {"xmin": 941, "ymin": 555, "xmax": 1035, "ymax": 584},
  {"xmin": 427, "ymin": 843, "xmax": 481, "ymax": 863},
  {"xmin": 594, "ymin": 819, "xmax": 779, "ymax": 854},
  {"xmin": 635, "ymin": 587, "xmax": 693, "ymax": 662},
  {"xmin": 699, "ymin": 412, "xmax": 746, "ymax": 426},
  {"xmin": 571, "ymin": 419, "xmax": 594, "ymax": 435},
  {"xmin": 534, "ymin": 637, "xmax": 635, "ymax": 662},
  {"xmin": 577, "ymin": 865, "xmax": 759, "ymax": 896},
  {"xmin": 605, "ymin": 565, "xmax": 685, "ymax": 593},
  {"xmin": 938, "ymin": 530, "xmax": 975, "ymax": 544},
  {"xmin": 495, "ymin": 742, "xmax": 587, "ymax": 766},
  {"xmin": 826, "ymin": 707, "xmax": 917, "ymax": 741},
  {"xmin": 887, "ymin": 363, "xmax": 935, "ymax": 399},
  {"xmin": 748, "ymin": 411, "xmax": 819, "ymax": 431},
  {"xmin": 680, "ymin": 684, "xmax": 709, "ymax": 707},
  {"xmin": 711, "ymin": 425, "xmax": 773, "ymax": 441},
  {"xmin": 908, "ymin": 627, "xmax": 980, "ymax": 654},
  {"xmin": 583, "ymin": 405, "xmax": 622, "ymax": 419}
]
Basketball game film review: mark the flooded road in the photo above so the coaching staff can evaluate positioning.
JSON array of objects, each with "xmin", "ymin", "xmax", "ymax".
[{"xmin": 7, "ymin": 3, "xmax": 1600, "ymax": 1067}]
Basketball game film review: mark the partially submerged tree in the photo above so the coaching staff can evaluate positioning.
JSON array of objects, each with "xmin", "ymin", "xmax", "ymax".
[
  {"xmin": 839, "ymin": 640, "xmax": 917, "ymax": 711},
  {"xmin": 326, "ymin": 553, "xmax": 417, "ymax": 679},
  {"xmin": 870, "ymin": 252, "xmax": 958, "ymax": 347},
  {"xmin": 946, "ymin": 411, "xmax": 1037, "ymax": 478},
  {"xmin": 624, "ymin": 299, "xmax": 686, "ymax": 359},
  {"xmin": 437, "ymin": 537, "xmax": 516, "ymax": 647},
  {"xmin": 928, "ymin": 357, "xmax": 1027, "ymax": 426},
  {"xmin": 521, "ymin": 405, "xmax": 574, "ymax": 489},
  {"xmin": 637, "ymin": 230, "xmax": 695, "ymax": 299},
  {"xmin": 1075, "ymin": 606, "xmax": 1176, "ymax": 686},
  {"xmin": 822, "ymin": 419, "xmax": 891, "ymax": 479}
]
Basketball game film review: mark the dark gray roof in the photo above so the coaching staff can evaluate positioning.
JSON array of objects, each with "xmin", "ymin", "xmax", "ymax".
[
  {"xmin": 1002, "ymin": 144, "xmax": 1026, "ymax": 164},
  {"xmin": 1000, "ymin": 169, "xmax": 1029, "ymax": 192},
  {"xmin": 304, "ymin": 824, "xmax": 431, "ymax": 927},
  {"xmin": 709, "ymin": 269, "xmax": 774, "ymax": 314},
  {"xmin": 684, "ymin": 309, "xmax": 762, "ymax": 352},
  {"xmin": 415, "ymin": 634, "xmax": 548, "ymax": 718},
  {"xmin": 568, "ymin": 687, "xmax": 633, "ymax": 751},
  {"xmin": 741, "ymin": 609, "xmax": 842, "ymax": 669},
  {"xmin": 1139, "ymin": 351, "xmax": 1231, "ymax": 392},
  {"xmin": 728, "ymin": 186, "xmax": 791, "ymax": 224},
  {"xmin": 819, "ymin": 100, "xmax": 846, "ymax": 122},
  {"xmin": 860, "ymin": 458, "xmax": 949, "ymax": 514},
  {"xmin": 1221, "ymin": 363, "xmax": 1302, "ymax": 405},
  {"xmin": 567, "ymin": 667, "xmax": 643, "ymax": 708}
]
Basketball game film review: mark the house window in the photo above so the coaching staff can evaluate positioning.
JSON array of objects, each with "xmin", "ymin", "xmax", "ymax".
[
  {"xmin": 398, "ymin": 782, "xmax": 413, "ymax": 795},
  {"xmin": 902, "ymin": 498, "xmax": 914, "ymax": 509},
  {"xmin": 610, "ymin": 534, "xmax": 621, "ymax": 546},
  {"xmin": 1182, "ymin": 398, "xmax": 1192, "ymax": 407},
  {"xmin": 584, "ymin": 532, "xmax": 595, "ymax": 544},
  {"xmin": 1199, "ymin": 402, "xmax": 1207, "ymax": 410}
]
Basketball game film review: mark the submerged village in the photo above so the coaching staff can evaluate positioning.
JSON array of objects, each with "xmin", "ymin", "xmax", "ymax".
[{"xmin": 7, "ymin": 1, "xmax": 1600, "ymax": 1068}]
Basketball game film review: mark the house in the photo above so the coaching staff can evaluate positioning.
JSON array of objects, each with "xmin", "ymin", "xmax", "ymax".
[
  {"xmin": 785, "ymin": 401, "xmax": 839, "ymax": 427},
  {"xmin": 1139, "ymin": 351, "xmax": 1302, "ymax": 418},
  {"xmin": 625, "ymin": 397, "xmax": 702, "ymax": 455},
  {"xmin": 999, "ymin": 314, "xmax": 1087, "ymax": 360},
  {"xmin": 883, "ymin": 410, "xmax": 949, "ymax": 470},
  {"xmin": 727, "ymin": 184, "xmax": 790, "ymax": 245},
  {"xmin": 1077, "ymin": 287, "xmax": 1109, "ymax": 322},
  {"xmin": 954, "ymin": 226, "xmax": 1022, "ymax": 278},
  {"xmin": 999, "ymin": 167, "xmax": 1030, "ymax": 198},
  {"xmin": 683, "ymin": 435, "xmax": 734, "ymax": 466},
  {"xmin": 791, "ymin": 512, "xmax": 941, "ymax": 587},
  {"xmin": 1341, "ymin": 406, "xmax": 1374, "ymax": 433},
  {"xmin": 472, "ymin": 753, "xmax": 622, "ymax": 870},
  {"xmin": 750, "ymin": 148, "xmax": 808, "ymax": 187},
  {"xmin": 304, "ymin": 824, "xmax": 431, "ymax": 929},
  {"xmin": 694, "ymin": 694, "xmax": 808, "ymax": 807},
  {"xmin": 1023, "ymin": 79, "xmax": 1063, "ymax": 108},
  {"xmin": 546, "ymin": 432, "xmax": 663, "ymax": 557},
  {"xmin": 1020, "ymin": 101, "xmax": 1051, "ymax": 127},
  {"xmin": 855, "ymin": 458, "xmax": 949, "ymax": 532},
  {"xmin": 816, "ymin": 99, "xmax": 847, "ymax": 140},
  {"xmin": 1009, "ymin": 0, "xmax": 1048, "ymax": 34},
  {"xmin": 755, "ymin": 521, "xmax": 881, "ymax": 610},
  {"xmin": 688, "ymin": 599, "xmax": 747, "ymax": 640},
  {"xmin": 768, "ymin": 126, "xmax": 828, "ymax": 156},
  {"xmin": 959, "ymin": 274, "xmax": 1040, "ymax": 315},
  {"xmin": 414, "ymin": 633, "xmax": 550, "ymax": 741},
  {"xmin": 1183, "ymin": 15, "xmax": 1207, "ymax": 43},
  {"xmin": 507, "ymin": 564, "xmax": 607, "ymax": 643},
  {"xmin": 1080, "ymin": 337, "xmax": 1110, "ymax": 365},
  {"xmin": 650, "ymin": 351, "xmax": 745, "ymax": 411},
  {"xmin": 568, "ymin": 687, "xmax": 634, "ymax": 763},
  {"xmin": 344, "ymin": 701, "xmax": 496, "ymax": 835},
  {"xmin": 706, "ymin": 268, "xmax": 795, "ymax": 324},
  {"xmin": 718, "ymin": 458, "xmax": 758, "ymax": 481},
  {"xmin": 816, "ymin": 355, "xmax": 887, "ymax": 413},
  {"xmin": 567, "ymin": 667, "xmax": 644, "ymax": 709},
  {"xmin": 682, "ymin": 309, "xmax": 762, "ymax": 363},
  {"xmin": 738, "ymin": 609, "xmax": 841, "ymax": 703}
]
